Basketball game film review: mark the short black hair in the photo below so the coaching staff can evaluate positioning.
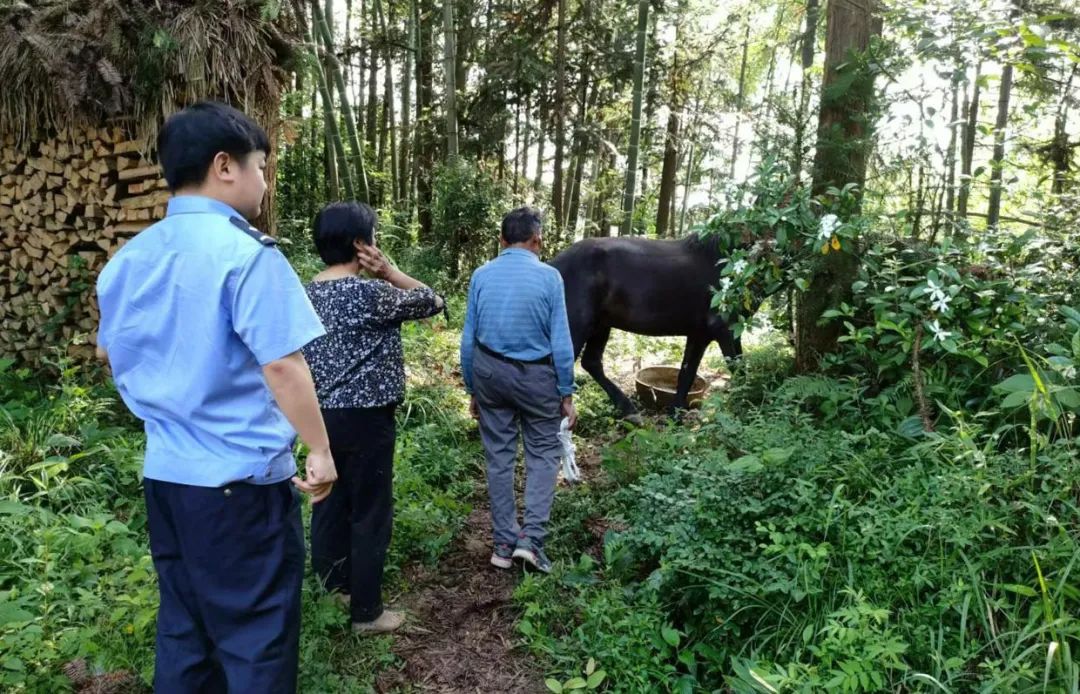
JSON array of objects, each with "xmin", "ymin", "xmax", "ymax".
[
  {"xmin": 313, "ymin": 201, "xmax": 376, "ymax": 265},
  {"xmin": 501, "ymin": 206, "xmax": 543, "ymax": 244},
  {"xmin": 156, "ymin": 101, "xmax": 270, "ymax": 191}
]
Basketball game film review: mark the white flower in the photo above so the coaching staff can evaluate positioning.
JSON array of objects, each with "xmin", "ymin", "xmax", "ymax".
[
  {"xmin": 720, "ymin": 277, "xmax": 733, "ymax": 293},
  {"xmin": 924, "ymin": 278, "xmax": 947, "ymax": 303},
  {"xmin": 1060, "ymin": 365, "xmax": 1077, "ymax": 380},
  {"xmin": 818, "ymin": 214, "xmax": 839, "ymax": 240},
  {"xmin": 931, "ymin": 293, "xmax": 952, "ymax": 314},
  {"xmin": 929, "ymin": 320, "xmax": 952, "ymax": 343},
  {"xmin": 732, "ymin": 259, "xmax": 748, "ymax": 274}
]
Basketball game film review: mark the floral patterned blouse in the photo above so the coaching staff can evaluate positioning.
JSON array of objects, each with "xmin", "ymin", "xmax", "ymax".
[{"xmin": 302, "ymin": 277, "xmax": 443, "ymax": 409}]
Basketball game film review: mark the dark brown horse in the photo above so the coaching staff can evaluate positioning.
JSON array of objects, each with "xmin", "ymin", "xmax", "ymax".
[{"xmin": 549, "ymin": 234, "xmax": 742, "ymax": 417}]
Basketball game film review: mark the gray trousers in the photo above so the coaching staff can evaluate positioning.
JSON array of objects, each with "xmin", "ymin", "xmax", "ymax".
[{"xmin": 472, "ymin": 347, "xmax": 562, "ymax": 547}]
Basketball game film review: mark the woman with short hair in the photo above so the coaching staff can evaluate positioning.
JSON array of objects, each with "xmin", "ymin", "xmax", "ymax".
[{"xmin": 302, "ymin": 201, "xmax": 444, "ymax": 633}]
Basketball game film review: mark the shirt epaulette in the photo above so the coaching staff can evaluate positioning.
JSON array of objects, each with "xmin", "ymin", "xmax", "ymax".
[{"xmin": 229, "ymin": 216, "xmax": 277, "ymax": 246}]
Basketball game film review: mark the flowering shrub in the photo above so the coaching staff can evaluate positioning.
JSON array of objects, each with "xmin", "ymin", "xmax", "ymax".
[
  {"xmin": 700, "ymin": 160, "xmax": 1079, "ymax": 431},
  {"xmin": 702, "ymin": 158, "xmax": 868, "ymax": 337}
]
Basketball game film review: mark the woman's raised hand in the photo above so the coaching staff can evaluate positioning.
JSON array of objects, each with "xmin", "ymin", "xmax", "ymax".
[{"xmin": 356, "ymin": 244, "xmax": 393, "ymax": 280}]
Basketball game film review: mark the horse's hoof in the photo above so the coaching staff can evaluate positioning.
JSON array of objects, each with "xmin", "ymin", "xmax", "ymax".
[{"xmin": 624, "ymin": 413, "xmax": 645, "ymax": 427}]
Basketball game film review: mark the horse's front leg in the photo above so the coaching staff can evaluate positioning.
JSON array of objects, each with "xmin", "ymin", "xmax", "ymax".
[{"xmin": 671, "ymin": 335, "xmax": 709, "ymax": 415}]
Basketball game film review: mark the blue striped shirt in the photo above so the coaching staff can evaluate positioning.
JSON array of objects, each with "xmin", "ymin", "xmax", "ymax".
[{"xmin": 461, "ymin": 248, "xmax": 575, "ymax": 397}]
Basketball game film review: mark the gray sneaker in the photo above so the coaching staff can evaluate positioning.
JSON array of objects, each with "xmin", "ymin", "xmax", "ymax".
[
  {"xmin": 490, "ymin": 543, "xmax": 514, "ymax": 569},
  {"xmin": 512, "ymin": 537, "xmax": 552, "ymax": 573}
]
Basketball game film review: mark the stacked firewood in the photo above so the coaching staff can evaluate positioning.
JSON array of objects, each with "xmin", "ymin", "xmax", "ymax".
[{"xmin": 0, "ymin": 126, "xmax": 168, "ymax": 362}]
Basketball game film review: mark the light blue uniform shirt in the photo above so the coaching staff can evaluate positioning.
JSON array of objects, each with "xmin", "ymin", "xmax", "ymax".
[
  {"xmin": 460, "ymin": 248, "xmax": 575, "ymax": 397},
  {"xmin": 96, "ymin": 195, "xmax": 326, "ymax": 487}
]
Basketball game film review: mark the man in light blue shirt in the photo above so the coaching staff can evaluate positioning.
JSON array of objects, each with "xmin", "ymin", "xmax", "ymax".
[
  {"xmin": 96, "ymin": 102, "xmax": 336, "ymax": 693},
  {"xmin": 461, "ymin": 207, "xmax": 576, "ymax": 574}
]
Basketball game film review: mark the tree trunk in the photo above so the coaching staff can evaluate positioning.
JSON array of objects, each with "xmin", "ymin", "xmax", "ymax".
[
  {"xmin": 656, "ymin": 109, "xmax": 680, "ymax": 238},
  {"xmin": 756, "ymin": 1, "xmax": 788, "ymax": 163},
  {"xmin": 620, "ymin": 0, "xmax": 649, "ymax": 236},
  {"xmin": 957, "ymin": 61, "xmax": 981, "ymax": 220},
  {"xmin": 513, "ymin": 98, "xmax": 522, "ymax": 195},
  {"xmin": 521, "ymin": 93, "xmax": 532, "ymax": 191},
  {"xmin": 400, "ymin": 0, "xmax": 415, "ymax": 206},
  {"xmin": 378, "ymin": 0, "xmax": 398, "ymax": 203},
  {"xmin": 366, "ymin": 0, "xmax": 379, "ymax": 153},
  {"xmin": 729, "ymin": 21, "xmax": 750, "ymax": 179},
  {"xmin": 599, "ymin": 150, "xmax": 616, "ymax": 237},
  {"xmin": 319, "ymin": 0, "xmax": 340, "ymax": 199},
  {"xmin": 678, "ymin": 138, "xmax": 697, "ymax": 236},
  {"xmin": 416, "ymin": 0, "xmax": 436, "ymax": 242},
  {"xmin": 912, "ymin": 164, "xmax": 925, "ymax": 238},
  {"xmin": 354, "ymin": 0, "xmax": 366, "ymax": 138},
  {"xmin": 942, "ymin": 79, "xmax": 959, "ymax": 229},
  {"xmin": 551, "ymin": 0, "xmax": 568, "ymax": 239},
  {"xmin": 986, "ymin": 7, "xmax": 1017, "ymax": 230},
  {"xmin": 640, "ymin": 12, "xmax": 660, "ymax": 195},
  {"xmin": 567, "ymin": 78, "xmax": 597, "ymax": 237},
  {"xmin": 311, "ymin": 0, "xmax": 370, "ymax": 202},
  {"xmin": 793, "ymin": 0, "xmax": 820, "ymax": 180},
  {"xmin": 442, "ymin": 0, "xmax": 460, "ymax": 157},
  {"xmin": 795, "ymin": 0, "xmax": 882, "ymax": 372},
  {"xmin": 655, "ymin": 15, "xmax": 682, "ymax": 239},
  {"xmin": 584, "ymin": 147, "xmax": 602, "ymax": 237},
  {"xmin": 1050, "ymin": 63, "xmax": 1077, "ymax": 195},
  {"xmin": 534, "ymin": 96, "xmax": 546, "ymax": 192}
]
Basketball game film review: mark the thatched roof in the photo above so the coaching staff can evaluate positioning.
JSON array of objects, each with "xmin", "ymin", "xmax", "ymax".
[{"xmin": 0, "ymin": 0, "xmax": 301, "ymax": 144}]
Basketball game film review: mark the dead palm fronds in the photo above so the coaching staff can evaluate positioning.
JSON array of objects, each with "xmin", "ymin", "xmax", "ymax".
[{"xmin": 0, "ymin": 0, "xmax": 300, "ymax": 144}]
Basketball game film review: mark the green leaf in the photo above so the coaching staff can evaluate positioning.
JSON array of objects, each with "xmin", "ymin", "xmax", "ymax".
[
  {"xmin": 519, "ymin": 620, "xmax": 535, "ymax": 636},
  {"xmin": 897, "ymin": 416, "xmax": 926, "ymax": 439},
  {"xmin": 1001, "ymin": 391, "xmax": 1032, "ymax": 409},
  {"xmin": 1001, "ymin": 583, "xmax": 1037, "ymax": 597},
  {"xmin": 661, "ymin": 625, "xmax": 682, "ymax": 648},
  {"xmin": 0, "ymin": 501, "xmax": 30, "ymax": 516},
  {"xmin": 0, "ymin": 603, "xmax": 33, "ymax": 626},
  {"xmin": 564, "ymin": 677, "xmax": 588, "ymax": 690},
  {"xmin": 1072, "ymin": 331, "xmax": 1080, "ymax": 361},
  {"xmin": 586, "ymin": 670, "xmax": 607, "ymax": 689},
  {"xmin": 1055, "ymin": 388, "xmax": 1080, "ymax": 409},
  {"xmin": 726, "ymin": 455, "xmax": 763, "ymax": 474},
  {"xmin": 585, "ymin": 658, "xmax": 595, "ymax": 676},
  {"xmin": 996, "ymin": 374, "xmax": 1036, "ymax": 393},
  {"xmin": 1060, "ymin": 306, "xmax": 1080, "ymax": 325},
  {"xmin": 44, "ymin": 433, "xmax": 81, "ymax": 449},
  {"xmin": 2, "ymin": 657, "xmax": 25, "ymax": 672},
  {"xmin": 545, "ymin": 679, "xmax": 564, "ymax": 693},
  {"xmin": 762, "ymin": 447, "xmax": 794, "ymax": 464}
]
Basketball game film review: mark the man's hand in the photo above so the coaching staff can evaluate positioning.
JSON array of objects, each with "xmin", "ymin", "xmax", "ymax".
[
  {"xmin": 291, "ymin": 447, "xmax": 337, "ymax": 503},
  {"xmin": 356, "ymin": 244, "xmax": 393, "ymax": 280},
  {"xmin": 561, "ymin": 396, "xmax": 577, "ymax": 430},
  {"xmin": 469, "ymin": 395, "xmax": 480, "ymax": 420}
]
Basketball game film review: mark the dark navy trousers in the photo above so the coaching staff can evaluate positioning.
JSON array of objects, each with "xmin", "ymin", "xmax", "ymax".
[{"xmin": 144, "ymin": 478, "xmax": 304, "ymax": 694}]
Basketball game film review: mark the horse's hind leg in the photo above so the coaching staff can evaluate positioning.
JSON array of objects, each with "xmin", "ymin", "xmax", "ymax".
[
  {"xmin": 671, "ymin": 335, "xmax": 709, "ymax": 414},
  {"xmin": 581, "ymin": 327, "xmax": 638, "ymax": 419}
]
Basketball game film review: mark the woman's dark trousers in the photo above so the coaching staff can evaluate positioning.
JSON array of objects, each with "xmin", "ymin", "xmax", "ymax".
[{"xmin": 311, "ymin": 406, "xmax": 396, "ymax": 623}]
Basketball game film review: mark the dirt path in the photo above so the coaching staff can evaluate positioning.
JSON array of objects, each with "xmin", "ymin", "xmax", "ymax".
[
  {"xmin": 375, "ymin": 438, "xmax": 615, "ymax": 693},
  {"xmin": 373, "ymin": 332, "xmax": 723, "ymax": 692},
  {"xmin": 372, "ymin": 498, "xmax": 545, "ymax": 693}
]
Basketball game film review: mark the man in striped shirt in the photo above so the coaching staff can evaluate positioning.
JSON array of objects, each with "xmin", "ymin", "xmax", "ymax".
[{"xmin": 460, "ymin": 207, "xmax": 577, "ymax": 574}]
